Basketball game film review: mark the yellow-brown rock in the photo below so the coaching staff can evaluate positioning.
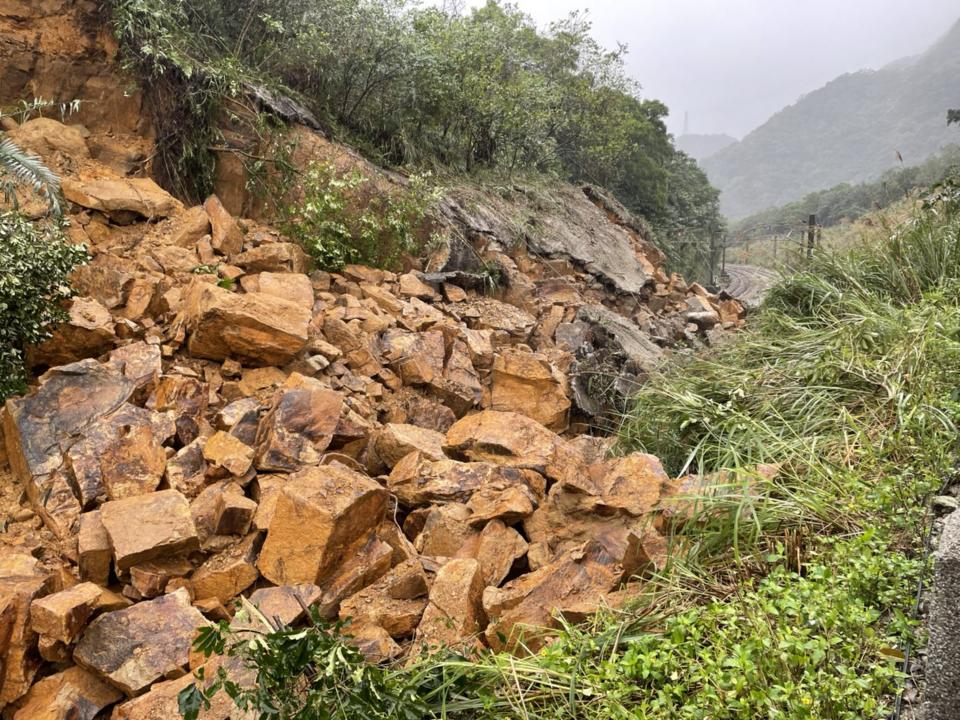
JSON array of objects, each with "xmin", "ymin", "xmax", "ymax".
[
  {"xmin": 257, "ymin": 465, "xmax": 388, "ymax": 585},
  {"xmin": 339, "ymin": 560, "xmax": 429, "ymax": 638},
  {"xmin": 482, "ymin": 541, "xmax": 621, "ymax": 652},
  {"xmin": 11, "ymin": 665, "xmax": 122, "ymax": 720},
  {"xmin": 254, "ymin": 382, "xmax": 343, "ymax": 471},
  {"xmin": 257, "ymin": 271, "xmax": 314, "ymax": 309},
  {"xmin": 414, "ymin": 559, "xmax": 486, "ymax": 653},
  {"xmin": 444, "ymin": 410, "xmax": 580, "ymax": 484},
  {"xmin": 29, "ymin": 582, "xmax": 101, "ymax": 644},
  {"xmin": 77, "ymin": 511, "xmax": 111, "ymax": 586},
  {"xmin": 372, "ymin": 424, "xmax": 446, "ymax": 469},
  {"xmin": 0, "ymin": 554, "xmax": 55, "ymax": 705},
  {"xmin": 202, "ymin": 195, "xmax": 244, "ymax": 256},
  {"xmin": 233, "ymin": 242, "xmax": 310, "ymax": 274},
  {"xmin": 456, "ymin": 520, "xmax": 528, "ymax": 587},
  {"xmin": 203, "ymin": 431, "xmax": 254, "ymax": 478},
  {"xmin": 490, "ymin": 348, "xmax": 571, "ymax": 431},
  {"xmin": 183, "ymin": 280, "xmax": 310, "ymax": 366},
  {"xmin": 74, "ymin": 588, "xmax": 209, "ymax": 696},
  {"xmin": 29, "ymin": 297, "xmax": 116, "ymax": 368},
  {"xmin": 99, "ymin": 490, "xmax": 199, "ymax": 574},
  {"xmin": 191, "ymin": 535, "xmax": 259, "ymax": 604},
  {"xmin": 4, "ymin": 360, "xmax": 136, "ymax": 538},
  {"xmin": 63, "ymin": 177, "xmax": 181, "ymax": 221}
]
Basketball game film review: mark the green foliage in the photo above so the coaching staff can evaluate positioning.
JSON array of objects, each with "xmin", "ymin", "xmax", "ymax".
[
  {"xmin": 106, "ymin": 0, "xmax": 722, "ymax": 279},
  {"xmin": 282, "ymin": 161, "xmax": 440, "ymax": 271},
  {"xmin": 0, "ymin": 98, "xmax": 82, "ymax": 216},
  {"xmin": 949, "ymin": 108, "xmax": 959, "ymax": 125},
  {"xmin": 0, "ymin": 212, "xmax": 88, "ymax": 399},
  {"xmin": 732, "ymin": 144, "xmax": 960, "ymax": 241},
  {"xmin": 180, "ymin": 602, "xmax": 445, "ymax": 720}
]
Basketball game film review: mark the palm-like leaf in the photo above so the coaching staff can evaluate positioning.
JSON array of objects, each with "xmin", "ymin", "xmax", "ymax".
[{"xmin": 0, "ymin": 134, "xmax": 64, "ymax": 216}]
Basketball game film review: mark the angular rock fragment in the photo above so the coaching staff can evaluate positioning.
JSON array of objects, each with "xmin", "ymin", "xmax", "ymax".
[
  {"xmin": 129, "ymin": 558, "xmax": 194, "ymax": 599},
  {"xmin": 203, "ymin": 195, "xmax": 244, "ymax": 256},
  {"xmin": 247, "ymin": 584, "xmax": 322, "ymax": 627},
  {"xmin": 29, "ymin": 582, "xmax": 101, "ymax": 644},
  {"xmin": 191, "ymin": 535, "xmax": 259, "ymax": 604},
  {"xmin": 490, "ymin": 348, "xmax": 571, "ymax": 431},
  {"xmin": 257, "ymin": 465, "xmax": 387, "ymax": 585},
  {"xmin": 99, "ymin": 490, "xmax": 199, "ymax": 574},
  {"xmin": 444, "ymin": 410, "xmax": 580, "ymax": 484},
  {"xmin": 233, "ymin": 242, "xmax": 310, "ymax": 274},
  {"xmin": 78, "ymin": 511, "xmax": 112, "ymax": 586},
  {"xmin": 456, "ymin": 520, "xmax": 528, "ymax": 587},
  {"xmin": 213, "ymin": 491, "xmax": 257, "ymax": 536},
  {"xmin": 74, "ymin": 588, "xmax": 209, "ymax": 695},
  {"xmin": 339, "ymin": 560, "xmax": 429, "ymax": 638},
  {"xmin": 0, "ymin": 555, "xmax": 55, "ymax": 704},
  {"xmin": 3, "ymin": 360, "xmax": 136, "ymax": 538},
  {"xmin": 29, "ymin": 297, "xmax": 116, "ymax": 368},
  {"xmin": 203, "ymin": 431, "xmax": 254, "ymax": 478},
  {"xmin": 11, "ymin": 665, "xmax": 122, "ymax": 720},
  {"xmin": 183, "ymin": 280, "xmax": 310, "ymax": 365},
  {"xmin": 63, "ymin": 177, "xmax": 181, "ymax": 221},
  {"xmin": 414, "ymin": 559, "xmax": 486, "ymax": 653},
  {"xmin": 255, "ymin": 381, "xmax": 343, "ymax": 471},
  {"xmin": 483, "ymin": 541, "xmax": 621, "ymax": 652},
  {"xmin": 372, "ymin": 424, "xmax": 446, "ymax": 469}
]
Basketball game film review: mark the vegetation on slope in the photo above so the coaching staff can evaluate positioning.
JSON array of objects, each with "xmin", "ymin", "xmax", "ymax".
[
  {"xmin": 105, "ymin": 0, "xmax": 722, "ymax": 279},
  {"xmin": 182, "ymin": 181, "xmax": 960, "ymax": 718},
  {"xmin": 702, "ymin": 19, "xmax": 960, "ymax": 218},
  {"xmin": 731, "ymin": 143, "xmax": 960, "ymax": 242}
]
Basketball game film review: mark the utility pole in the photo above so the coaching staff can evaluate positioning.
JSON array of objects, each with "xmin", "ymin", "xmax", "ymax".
[
  {"xmin": 721, "ymin": 236, "xmax": 727, "ymax": 275},
  {"xmin": 708, "ymin": 235, "xmax": 716, "ymax": 287},
  {"xmin": 773, "ymin": 235, "xmax": 778, "ymax": 261},
  {"xmin": 807, "ymin": 214, "xmax": 816, "ymax": 259}
]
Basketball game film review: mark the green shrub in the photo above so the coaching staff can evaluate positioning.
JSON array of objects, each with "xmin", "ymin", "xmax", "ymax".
[
  {"xmin": 283, "ymin": 161, "xmax": 441, "ymax": 271},
  {"xmin": 0, "ymin": 212, "xmax": 88, "ymax": 399}
]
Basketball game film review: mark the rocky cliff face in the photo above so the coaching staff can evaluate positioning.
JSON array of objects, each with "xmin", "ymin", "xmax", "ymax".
[{"xmin": 0, "ymin": 4, "xmax": 750, "ymax": 715}]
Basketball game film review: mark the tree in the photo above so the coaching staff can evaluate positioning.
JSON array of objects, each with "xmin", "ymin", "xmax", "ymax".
[{"xmin": 950, "ymin": 109, "xmax": 960, "ymax": 125}]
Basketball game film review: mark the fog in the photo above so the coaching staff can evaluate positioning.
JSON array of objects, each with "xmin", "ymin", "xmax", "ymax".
[{"xmin": 454, "ymin": 0, "xmax": 959, "ymax": 138}]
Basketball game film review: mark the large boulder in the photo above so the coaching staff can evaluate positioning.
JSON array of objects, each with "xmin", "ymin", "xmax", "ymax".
[
  {"xmin": 3, "ymin": 360, "xmax": 136, "ymax": 538},
  {"xmin": 413, "ymin": 559, "xmax": 486, "ymax": 653},
  {"xmin": 482, "ymin": 541, "xmax": 621, "ymax": 652},
  {"xmin": 62, "ymin": 177, "xmax": 181, "ymax": 222},
  {"xmin": 254, "ymin": 379, "xmax": 343, "ymax": 472},
  {"xmin": 489, "ymin": 348, "xmax": 571, "ymax": 431},
  {"xmin": 0, "ymin": 555, "xmax": 55, "ymax": 705},
  {"xmin": 10, "ymin": 665, "xmax": 121, "ymax": 720},
  {"xmin": 388, "ymin": 452, "xmax": 544, "ymax": 509},
  {"xmin": 257, "ymin": 465, "xmax": 387, "ymax": 585},
  {"xmin": 182, "ymin": 280, "xmax": 310, "ymax": 366},
  {"xmin": 28, "ymin": 298, "xmax": 116, "ymax": 368},
  {"xmin": 99, "ymin": 490, "xmax": 199, "ymax": 574},
  {"xmin": 74, "ymin": 588, "xmax": 209, "ymax": 696},
  {"xmin": 444, "ymin": 410, "xmax": 580, "ymax": 484}
]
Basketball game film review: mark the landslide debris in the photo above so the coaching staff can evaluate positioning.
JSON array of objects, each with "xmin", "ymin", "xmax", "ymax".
[{"xmin": 0, "ymin": 115, "xmax": 747, "ymax": 715}]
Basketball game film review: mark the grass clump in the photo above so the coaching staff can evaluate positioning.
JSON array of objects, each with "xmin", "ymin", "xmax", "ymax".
[{"xmin": 181, "ymin": 182, "xmax": 960, "ymax": 718}]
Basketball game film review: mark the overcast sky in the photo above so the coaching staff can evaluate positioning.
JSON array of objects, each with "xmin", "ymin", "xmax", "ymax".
[{"xmin": 457, "ymin": 0, "xmax": 960, "ymax": 138}]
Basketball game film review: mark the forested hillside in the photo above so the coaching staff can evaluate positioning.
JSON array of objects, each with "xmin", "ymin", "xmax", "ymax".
[
  {"xmin": 702, "ymin": 18, "xmax": 960, "ymax": 218},
  {"xmin": 109, "ymin": 0, "xmax": 722, "ymax": 267}
]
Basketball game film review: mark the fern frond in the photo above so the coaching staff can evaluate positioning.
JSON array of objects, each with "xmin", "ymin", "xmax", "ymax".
[{"xmin": 0, "ymin": 134, "xmax": 64, "ymax": 216}]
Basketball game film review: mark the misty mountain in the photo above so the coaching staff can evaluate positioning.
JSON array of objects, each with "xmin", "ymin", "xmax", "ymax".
[
  {"xmin": 702, "ymin": 18, "xmax": 960, "ymax": 219},
  {"xmin": 675, "ymin": 133, "xmax": 738, "ymax": 161}
]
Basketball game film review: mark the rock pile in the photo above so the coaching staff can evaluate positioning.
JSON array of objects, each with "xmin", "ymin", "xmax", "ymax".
[{"xmin": 0, "ymin": 117, "xmax": 746, "ymax": 717}]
